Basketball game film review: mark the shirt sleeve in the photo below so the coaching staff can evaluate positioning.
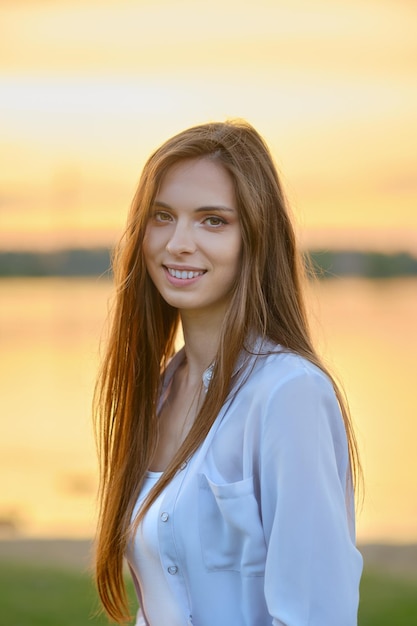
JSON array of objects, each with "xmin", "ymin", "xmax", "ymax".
[
  {"xmin": 128, "ymin": 564, "xmax": 149, "ymax": 626},
  {"xmin": 259, "ymin": 367, "xmax": 363, "ymax": 626},
  {"xmin": 134, "ymin": 608, "xmax": 147, "ymax": 626}
]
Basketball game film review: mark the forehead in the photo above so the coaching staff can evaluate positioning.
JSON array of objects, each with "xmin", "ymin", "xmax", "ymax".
[{"xmin": 156, "ymin": 158, "xmax": 236, "ymax": 210}]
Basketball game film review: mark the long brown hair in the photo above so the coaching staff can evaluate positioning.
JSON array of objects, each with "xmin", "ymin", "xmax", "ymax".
[{"xmin": 94, "ymin": 120, "xmax": 361, "ymax": 623}]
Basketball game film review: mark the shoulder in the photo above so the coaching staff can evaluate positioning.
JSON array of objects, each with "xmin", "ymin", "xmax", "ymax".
[
  {"xmin": 234, "ymin": 344, "xmax": 345, "ymax": 441},
  {"xmin": 242, "ymin": 343, "xmax": 334, "ymax": 399}
]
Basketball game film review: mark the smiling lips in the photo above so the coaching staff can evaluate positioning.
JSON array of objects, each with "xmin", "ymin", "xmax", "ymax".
[{"xmin": 166, "ymin": 267, "xmax": 206, "ymax": 280}]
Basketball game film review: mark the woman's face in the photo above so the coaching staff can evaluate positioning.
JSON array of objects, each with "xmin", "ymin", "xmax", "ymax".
[{"xmin": 143, "ymin": 158, "xmax": 242, "ymax": 322}]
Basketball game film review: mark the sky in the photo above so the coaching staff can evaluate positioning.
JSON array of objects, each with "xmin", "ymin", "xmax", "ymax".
[{"xmin": 0, "ymin": 0, "xmax": 416, "ymax": 251}]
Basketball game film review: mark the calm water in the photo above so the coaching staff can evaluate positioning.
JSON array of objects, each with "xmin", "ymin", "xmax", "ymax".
[{"xmin": 1, "ymin": 277, "xmax": 416, "ymax": 542}]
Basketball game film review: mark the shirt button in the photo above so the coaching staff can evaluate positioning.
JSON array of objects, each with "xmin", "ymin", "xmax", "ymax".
[
  {"xmin": 180, "ymin": 461, "xmax": 188, "ymax": 470},
  {"xmin": 160, "ymin": 512, "xmax": 169, "ymax": 522},
  {"xmin": 167, "ymin": 565, "xmax": 178, "ymax": 575}
]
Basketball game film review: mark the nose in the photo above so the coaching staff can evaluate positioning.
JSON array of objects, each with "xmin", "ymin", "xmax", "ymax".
[{"xmin": 166, "ymin": 221, "xmax": 196, "ymax": 255}]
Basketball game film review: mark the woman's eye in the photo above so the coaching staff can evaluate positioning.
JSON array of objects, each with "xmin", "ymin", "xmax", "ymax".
[
  {"xmin": 204, "ymin": 216, "xmax": 225, "ymax": 227},
  {"xmin": 154, "ymin": 211, "xmax": 172, "ymax": 222}
]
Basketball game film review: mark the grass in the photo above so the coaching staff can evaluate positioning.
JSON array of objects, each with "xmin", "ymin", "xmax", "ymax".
[
  {"xmin": 1, "ymin": 560, "xmax": 416, "ymax": 625},
  {"xmin": 0, "ymin": 561, "xmax": 137, "ymax": 626},
  {"xmin": 358, "ymin": 569, "xmax": 417, "ymax": 625}
]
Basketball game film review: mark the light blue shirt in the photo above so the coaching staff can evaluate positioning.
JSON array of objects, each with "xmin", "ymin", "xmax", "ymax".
[{"xmin": 127, "ymin": 342, "xmax": 363, "ymax": 625}]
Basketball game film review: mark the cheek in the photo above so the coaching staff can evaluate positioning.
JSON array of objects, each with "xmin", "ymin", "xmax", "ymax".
[
  {"xmin": 220, "ymin": 236, "xmax": 242, "ymax": 284},
  {"xmin": 228, "ymin": 232, "xmax": 243, "ymax": 267},
  {"xmin": 142, "ymin": 228, "xmax": 159, "ymax": 265}
]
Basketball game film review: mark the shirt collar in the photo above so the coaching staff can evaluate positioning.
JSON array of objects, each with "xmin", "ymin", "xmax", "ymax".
[{"xmin": 162, "ymin": 335, "xmax": 276, "ymax": 393}]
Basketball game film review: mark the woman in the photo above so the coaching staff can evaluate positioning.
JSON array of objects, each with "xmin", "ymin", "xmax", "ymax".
[{"xmin": 94, "ymin": 120, "xmax": 363, "ymax": 625}]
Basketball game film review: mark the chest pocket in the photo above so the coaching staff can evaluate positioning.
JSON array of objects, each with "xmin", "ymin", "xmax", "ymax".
[{"xmin": 198, "ymin": 473, "xmax": 266, "ymax": 576}]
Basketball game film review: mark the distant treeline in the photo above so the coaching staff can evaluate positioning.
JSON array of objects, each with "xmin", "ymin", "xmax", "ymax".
[
  {"xmin": 0, "ymin": 248, "xmax": 417, "ymax": 279},
  {"xmin": 0, "ymin": 248, "xmax": 112, "ymax": 278},
  {"xmin": 308, "ymin": 249, "xmax": 417, "ymax": 279}
]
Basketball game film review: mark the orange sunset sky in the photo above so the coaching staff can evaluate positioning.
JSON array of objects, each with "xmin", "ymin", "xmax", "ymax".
[{"xmin": 0, "ymin": 0, "xmax": 416, "ymax": 252}]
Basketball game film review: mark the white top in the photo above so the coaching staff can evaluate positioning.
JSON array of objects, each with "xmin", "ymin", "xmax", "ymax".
[
  {"xmin": 129, "ymin": 470, "xmax": 185, "ymax": 626},
  {"xmin": 126, "ymin": 342, "xmax": 363, "ymax": 626}
]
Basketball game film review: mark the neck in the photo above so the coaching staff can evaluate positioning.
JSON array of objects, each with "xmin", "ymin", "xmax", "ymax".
[{"xmin": 179, "ymin": 310, "xmax": 223, "ymax": 381}]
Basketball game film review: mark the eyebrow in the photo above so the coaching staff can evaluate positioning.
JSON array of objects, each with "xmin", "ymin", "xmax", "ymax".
[{"xmin": 153, "ymin": 200, "xmax": 236, "ymax": 214}]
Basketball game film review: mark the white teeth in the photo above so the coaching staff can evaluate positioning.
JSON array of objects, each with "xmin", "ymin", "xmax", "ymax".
[{"xmin": 167, "ymin": 268, "xmax": 204, "ymax": 279}]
